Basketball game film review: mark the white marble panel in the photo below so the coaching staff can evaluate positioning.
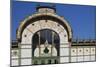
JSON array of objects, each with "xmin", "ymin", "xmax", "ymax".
[
  {"xmin": 60, "ymin": 44, "xmax": 69, "ymax": 48},
  {"xmin": 71, "ymin": 57, "xmax": 77, "ymax": 62},
  {"xmin": 21, "ymin": 29, "xmax": 33, "ymax": 44},
  {"xmin": 84, "ymin": 56, "xmax": 90, "ymax": 61},
  {"xmin": 71, "ymin": 48, "xmax": 77, "ymax": 56},
  {"xmin": 77, "ymin": 56, "xmax": 84, "ymax": 62},
  {"xmin": 60, "ymin": 48, "xmax": 69, "ymax": 56},
  {"xmin": 91, "ymin": 48, "xmax": 95, "ymax": 55},
  {"xmin": 11, "ymin": 59, "xmax": 19, "ymax": 66},
  {"xmin": 21, "ymin": 45, "xmax": 31, "ymax": 48},
  {"xmin": 91, "ymin": 55, "xmax": 95, "ymax": 61},
  {"xmin": 21, "ymin": 49, "xmax": 32, "ymax": 58},
  {"xmin": 21, "ymin": 59, "xmax": 31, "ymax": 65},
  {"xmin": 77, "ymin": 48, "xmax": 83, "ymax": 56},
  {"xmin": 60, "ymin": 57, "xmax": 69, "ymax": 63},
  {"xmin": 84, "ymin": 48, "xmax": 90, "ymax": 55}
]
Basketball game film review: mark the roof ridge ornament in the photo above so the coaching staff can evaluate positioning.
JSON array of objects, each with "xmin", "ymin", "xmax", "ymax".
[{"xmin": 36, "ymin": 5, "xmax": 56, "ymax": 13}]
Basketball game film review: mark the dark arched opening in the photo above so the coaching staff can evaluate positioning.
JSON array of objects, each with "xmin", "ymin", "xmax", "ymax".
[{"xmin": 32, "ymin": 29, "xmax": 60, "ymax": 57}]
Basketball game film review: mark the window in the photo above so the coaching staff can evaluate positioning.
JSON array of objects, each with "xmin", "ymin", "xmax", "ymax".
[
  {"xmin": 55, "ymin": 59, "xmax": 58, "ymax": 64},
  {"xmin": 34, "ymin": 60, "xmax": 38, "ymax": 65},
  {"xmin": 41, "ymin": 60, "xmax": 45, "ymax": 64},
  {"xmin": 32, "ymin": 29, "xmax": 60, "ymax": 57},
  {"xmin": 48, "ymin": 60, "xmax": 51, "ymax": 64}
]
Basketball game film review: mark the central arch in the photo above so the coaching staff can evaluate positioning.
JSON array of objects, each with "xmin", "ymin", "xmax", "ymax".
[
  {"xmin": 17, "ymin": 12, "xmax": 72, "ymax": 65},
  {"xmin": 32, "ymin": 29, "xmax": 60, "ymax": 64}
]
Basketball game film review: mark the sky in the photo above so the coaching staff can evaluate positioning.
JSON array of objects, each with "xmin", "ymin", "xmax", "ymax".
[{"xmin": 11, "ymin": 1, "xmax": 96, "ymax": 40}]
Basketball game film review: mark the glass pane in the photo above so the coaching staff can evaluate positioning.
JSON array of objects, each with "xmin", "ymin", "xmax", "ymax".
[
  {"xmin": 41, "ymin": 60, "xmax": 45, "ymax": 64},
  {"xmin": 48, "ymin": 60, "xmax": 51, "ymax": 64},
  {"xmin": 55, "ymin": 59, "xmax": 58, "ymax": 64},
  {"xmin": 34, "ymin": 60, "xmax": 38, "ymax": 65}
]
